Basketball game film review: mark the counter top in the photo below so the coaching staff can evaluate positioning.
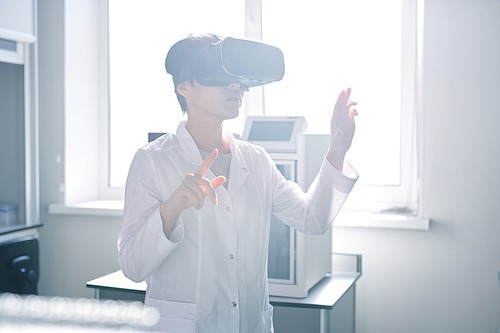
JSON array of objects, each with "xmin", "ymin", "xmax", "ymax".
[{"xmin": 87, "ymin": 270, "xmax": 360, "ymax": 310}]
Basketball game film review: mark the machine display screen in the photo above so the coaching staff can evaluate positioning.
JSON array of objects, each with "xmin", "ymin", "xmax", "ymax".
[{"xmin": 247, "ymin": 121, "xmax": 295, "ymax": 141}]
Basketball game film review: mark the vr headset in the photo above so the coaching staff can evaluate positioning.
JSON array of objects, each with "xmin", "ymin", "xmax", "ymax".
[{"xmin": 168, "ymin": 37, "xmax": 285, "ymax": 90}]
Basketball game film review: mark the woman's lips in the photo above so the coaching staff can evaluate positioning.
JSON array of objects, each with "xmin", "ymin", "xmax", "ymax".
[{"xmin": 227, "ymin": 96, "xmax": 242, "ymax": 103}]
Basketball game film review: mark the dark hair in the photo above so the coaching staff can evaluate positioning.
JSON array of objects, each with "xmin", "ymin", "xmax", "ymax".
[{"xmin": 165, "ymin": 33, "xmax": 221, "ymax": 113}]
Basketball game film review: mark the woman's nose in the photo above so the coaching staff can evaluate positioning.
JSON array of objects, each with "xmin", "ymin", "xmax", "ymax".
[{"xmin": 227, "ymin": 82, "xmax": 241, "ymax": 90}]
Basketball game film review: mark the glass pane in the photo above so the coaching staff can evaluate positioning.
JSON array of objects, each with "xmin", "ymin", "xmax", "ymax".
[
  {"xmin": 268, "ymin": 215, "xmax": 291, "ymax": 280},
  {"xmin": 109, "ymin": 0, "xmax": 245, "ymax": 187},
  {"xmin": 0, "ymin": 38, "xmax": 17, "ymax": 52},
  {"xmin": 262, "ymin": 0, "xmax": 402, "ymax": 186},
  {"xmin": 0, "ymin": 62, "xmax": 25, "ymax": 227},
  {"xmin": 268, "ymin": 162, "xmax": 295, "ymax": 283}
]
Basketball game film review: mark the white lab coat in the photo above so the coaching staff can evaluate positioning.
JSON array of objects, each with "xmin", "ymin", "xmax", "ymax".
[{"xmin": 117, "ymin": 121, "xmax": 358, "ymax": 333}]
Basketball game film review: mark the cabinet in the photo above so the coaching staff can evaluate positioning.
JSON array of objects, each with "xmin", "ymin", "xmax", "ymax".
[
  {"xmin": 241, "ymin": 116, "xmax": 333, "ymax": 298},
  {"xmin": 0, "ymin": 0, "xmax": 40, "ymax": 241}
]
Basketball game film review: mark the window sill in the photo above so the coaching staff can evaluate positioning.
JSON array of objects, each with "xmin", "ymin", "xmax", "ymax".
[
  {"xmin": 333, "ymin": 212, "xmax": 430, "ymax": 231},
  {"xmin": 48, "ymin": 201, "xmax": 124, "ymax": 217},
  {"xmin": 49, "ymin": 201, "xmax": 430, "ymax": 230}
]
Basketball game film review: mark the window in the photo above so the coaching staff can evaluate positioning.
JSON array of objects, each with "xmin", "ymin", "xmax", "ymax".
[
  {"xmin": 261, "ymin": 0, "xmax": 422, "ymax": 216},
  {"xmin": 108, "ymin": 0, "xmax": 424, "ymax": 220},
  {"xmin": 108, "ymin": 0, "xmax": 245, "ymax": 187}
]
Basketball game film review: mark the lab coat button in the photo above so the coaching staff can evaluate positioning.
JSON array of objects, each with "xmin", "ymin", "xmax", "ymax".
[
  {"xmin": 229, "ymin": 254, "xmax": 234, "ymax": 259},
  {"xmin": 226, "ymin": 207, "xmax": 231, "ymax": 212},
  {"xmin": 231, "ymin": 302, "xmax": 237, "ymax": 307}
]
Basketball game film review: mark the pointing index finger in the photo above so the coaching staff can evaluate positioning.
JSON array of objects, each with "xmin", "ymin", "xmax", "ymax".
[{"xmin": 195, "ymin": 149, "xmax": 218, "ymax": 177}]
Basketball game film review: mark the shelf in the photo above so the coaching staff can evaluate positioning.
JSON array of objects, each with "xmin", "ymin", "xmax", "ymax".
[{"xmin": 0, "ymin": 223, "xmax": 42, "ymax": 236}]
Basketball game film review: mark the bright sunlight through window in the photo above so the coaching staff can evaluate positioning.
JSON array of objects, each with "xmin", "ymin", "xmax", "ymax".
[
  {"xmin": 262, "ymin": 0, "xmax": 402, "ymax": 187},
  {"xmin": 108, "ymin": 0, "xmax": 245, "ymax": 187},
  {"xmin": 108, "ymin": 0, "xmax": 420, "ymax": 214}
]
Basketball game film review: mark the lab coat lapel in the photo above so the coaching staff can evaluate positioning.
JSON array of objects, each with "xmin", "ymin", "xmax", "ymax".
[
  {"xmin": 175, "ymin": 121, "xmax": 203, "ymax": 171},
  {"xmin": 226, "ymin": 128, "xmax": 248, "ymax": 198},
  {"xmin": 174, "ymin": 121, "xmax": 248, "ymax": 198}
]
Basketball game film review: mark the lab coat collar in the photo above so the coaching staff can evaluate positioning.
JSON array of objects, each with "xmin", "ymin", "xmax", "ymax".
[
  {"xmin": 176, "ymin": 121, "xmax": 204, "ymax": 167},
  {"xmin": 175, "ymin": 121, "xmax": 248, "ymax": 197}
]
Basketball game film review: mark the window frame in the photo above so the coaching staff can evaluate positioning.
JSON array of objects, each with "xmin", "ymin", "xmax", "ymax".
[
  {"xmin": 245, "ymin": 0, "xmax": 425, "ymax": 218},
  {"xmin": 338, "ymin": 0, "xmax": 423, "ymax": 215},
  {"xmin": 104, "ymin": 0, "xmax": 425, "ymax": 215},
  {"xmin": 52, "ymin": 0, "xmax": 428, "ymax": 230}
]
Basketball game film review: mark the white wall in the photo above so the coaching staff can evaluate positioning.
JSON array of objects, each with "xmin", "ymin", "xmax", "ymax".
[
  {"xmin": 333, "ymin": 1, "xmax": 500, "ymax": 332},
  {"xmin": 0, "ymin": 0, "xmax": 34, "ymax": 35},
  {"xmin": 37, "ymin": 0, "xmax": 121, "ymax": 299},
  {"xmin": 36, "ymin": 0, "xmax": 500, "ymax": 331}
]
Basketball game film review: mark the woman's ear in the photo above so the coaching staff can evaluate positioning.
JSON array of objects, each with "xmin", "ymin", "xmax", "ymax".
[{"xmin": 176, "ymin": 80, "xmax": 191, "ymax": 98}]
